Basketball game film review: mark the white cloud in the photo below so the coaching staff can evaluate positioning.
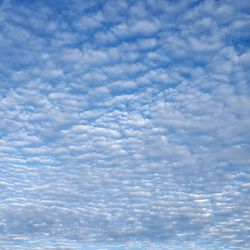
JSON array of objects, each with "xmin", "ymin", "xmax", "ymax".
[{"xmin": 0, "ymin": 0, "xmax": 249, "ymax": 249}]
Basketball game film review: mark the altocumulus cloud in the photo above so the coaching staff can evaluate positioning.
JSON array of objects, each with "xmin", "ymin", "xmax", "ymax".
[{"xmin": 0, "ymin": 0, "xmax": 250, "ymax": 249}]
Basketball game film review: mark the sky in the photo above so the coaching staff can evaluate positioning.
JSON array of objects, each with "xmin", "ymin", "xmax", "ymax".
[{"xmin": 0, "ymin": 0, "xmax": 250, "ymax": 249}]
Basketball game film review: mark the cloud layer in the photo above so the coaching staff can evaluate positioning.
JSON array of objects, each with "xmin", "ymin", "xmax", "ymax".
[{"xmin": 0, "ymin": 0, "xmax": 250, "ymax": 249}]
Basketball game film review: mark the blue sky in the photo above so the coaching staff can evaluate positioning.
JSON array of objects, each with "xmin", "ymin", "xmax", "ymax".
[{"xmin": 0, "ymin": 0, "xmax": 250, "ymax": 249}]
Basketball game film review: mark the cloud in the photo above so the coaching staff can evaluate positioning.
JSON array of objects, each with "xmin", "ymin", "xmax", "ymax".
[{"xmin": 0, "ymin": 0, "xmax": 250, "ymax": 249}]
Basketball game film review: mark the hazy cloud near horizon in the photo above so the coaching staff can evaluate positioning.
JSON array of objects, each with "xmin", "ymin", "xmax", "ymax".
[{"xmin": 0, "ymin": 0, "xmax": 250, "ymax": 249}]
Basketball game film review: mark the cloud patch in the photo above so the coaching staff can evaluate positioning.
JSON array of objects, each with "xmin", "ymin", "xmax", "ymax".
[{"xmin": 0, "ymin": 0, "xmax": 250, "ymax": 249}]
